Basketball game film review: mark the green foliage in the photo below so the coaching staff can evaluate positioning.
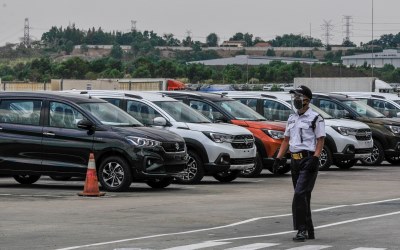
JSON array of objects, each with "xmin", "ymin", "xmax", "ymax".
[
  {"xmin": 266, "ymin": 49, "xmax": 276, "ymax": 56},
  {"xmin": 206, "ymin": 33, "xmax": 219, "ymax": 47},
  {"xmin": 110, "ymin": 43, "xmax": 123, "ymax": 59},
  {"xmin": 269, "ymin": 34, "xmax": 323, "ymax": 47}
]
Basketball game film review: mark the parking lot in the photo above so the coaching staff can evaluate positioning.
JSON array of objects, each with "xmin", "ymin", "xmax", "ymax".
[{"xmin": 1, "ymin": 163, "xmax": 400, "ymax": 250}]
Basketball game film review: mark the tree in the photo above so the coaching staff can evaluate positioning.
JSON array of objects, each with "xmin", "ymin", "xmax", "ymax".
[
  {"xmin": 266, "ymin": 49, "xmax": 276, "ymax": 56},
  {"xmin": 64, "ymin": 40, "xmax": 74, "ymax": 55},
  {"xmin": 206, "ymin": 33, "xmax": 219, "ymax": 47},
  {"xmin": 110, "ymin": 43, "xmax": 123, "ymax": 59},
  {"xmin": 342, "ymin": 40, "xmax": 356, "ymax": 47}
]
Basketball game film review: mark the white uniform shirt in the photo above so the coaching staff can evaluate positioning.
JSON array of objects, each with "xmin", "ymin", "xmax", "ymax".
[{"xmin": 284, "ymin": 107, "xmax": 326, "ymax": 153}]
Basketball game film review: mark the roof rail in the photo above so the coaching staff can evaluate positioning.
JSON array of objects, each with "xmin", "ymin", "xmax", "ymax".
[
  {"xmin": 124, "ymin": 93, "xmax": 143, "ymax": 99},
  {"xmin": 371, "ymin": 94, "xmax": 385, "ymax": 99},
  {"xmin": 260, "ymin": 94, "xmax": 277, "ymax": 99}
]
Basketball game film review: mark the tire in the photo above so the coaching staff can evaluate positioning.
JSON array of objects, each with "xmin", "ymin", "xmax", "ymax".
[
  {"xmin": 360, "ymin": 140, "xmax": 384, "ymax": 166},
  {"xmin": 239, "ymin": 153, "xmax": 263, "ymax": 178},
  {"xmin": 175, "ymin": 150, "xmax": 204, "ymax": 184},
  {"xmin": 13, "ymin": 175, "xmax": 41, "ymax": 184},
  {"xmin": 213, "ymin": 170, "xmax": 240, "ymax": 183},
  {"xmin": 385, "ymin": 155, "xmax": 400, "ymax": 165},
  {"xmin": 335, "ymin": 159, "xmax": 358, "ymax": 169},
  {"xmin": 319, "ymin": 145, "xmax": 333, "ymax": 171},
  {"xmin": 49, "ymin": 176, "xmax": 72, "ymax": 181},
  {"xmin": 146, "ymin": 177, "xmax": 172, "ymax": 189},
  {"xmin": 98, "ymin": 156, "xmax": 132, "ymax": 192}
]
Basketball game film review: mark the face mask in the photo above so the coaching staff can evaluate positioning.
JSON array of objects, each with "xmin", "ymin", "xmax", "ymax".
[{"xmin": 294, "ymin": 99, "xmax": 304, "ymax": 110}]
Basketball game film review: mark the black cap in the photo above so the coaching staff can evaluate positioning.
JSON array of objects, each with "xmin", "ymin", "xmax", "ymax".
[{"xmin": 289, "ymin": 85, "xmax": 312, "ymax": 99}]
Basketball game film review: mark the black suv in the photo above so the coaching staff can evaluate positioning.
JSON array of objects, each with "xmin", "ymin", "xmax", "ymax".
[
  {"xmin": 311, "ymin": 93, "xmax": 400, "ymax": 165},
  {"xmin": 0, "ymin": 92, "xmax": 187, "ymax": 192}
]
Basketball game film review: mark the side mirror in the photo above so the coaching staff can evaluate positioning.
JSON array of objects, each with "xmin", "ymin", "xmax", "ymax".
[
  {"xmin": 77, "ymin": 119, "xmax": 94, "ymax": 130},
  {"xmin": 153, "ymin": 117, "xmax": 167, "ymax": 126}
]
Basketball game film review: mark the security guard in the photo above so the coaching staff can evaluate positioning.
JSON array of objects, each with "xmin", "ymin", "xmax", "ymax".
[{"xmin": 273, "ymin": 85, "xmax": 325, "ymax": 242}]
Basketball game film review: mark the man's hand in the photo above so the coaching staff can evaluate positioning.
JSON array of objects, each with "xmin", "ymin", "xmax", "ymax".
[
  {"xmin": 311, "ymin": 156, "xmax": 320, "ymax": 168},
  {"xmin": 272, "ymin": 158, "xmax": 285, "ymax": 174}
]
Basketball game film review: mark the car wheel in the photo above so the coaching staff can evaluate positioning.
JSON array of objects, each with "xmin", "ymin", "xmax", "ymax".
[
  {"xmin": 213, "ymin": 170, "xmax": 240, "ymax": 183},
  {"xmin": 385, "ymin": 155, "xmax": 400, "ymax": 165},
  {"xmin": 239, "ymin": 153, "xmax": 263, "ymax": 178},
  {"xmin": 49, "ymin": 176, "xmax": 72, "ymax": 181},
  {"xmin": 319, "ymin": 145, "xmax": 333, "ymax": 171},
  {"xmin": 361, "ymin": 141, "xmax": 384, "ymax": 166},
  {"xmin": 335, "ymin": 159, "xmax": 358, "ymax": 169},
  {"xmin": 175, "ymin": 150, "xmax": 204, "ymax": 184},
  {"xmin": 13, "ymin": 175, "xmax": 41, "ymax": 184},
  {"xmin": 98, "ymin": 156, "xmax": 132, "ymax": 192},
  {"xmin": 146, "ymin": 177, "xmax": 172, "ymax": 189}
]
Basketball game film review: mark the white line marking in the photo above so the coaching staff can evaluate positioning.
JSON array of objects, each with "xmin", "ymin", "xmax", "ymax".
[
  {"xmin": 161, "ymin": 241, "xmax": 230, "ymax": 250},
  {"xmin": 351, "ymin": 248, "xmax": 386, "ymax": 250},
  {"xmin": 285, "ymin": 246, "xmax": 331, "ymax": 250},
  {"xmin": 351, "ymin": 198, "xmax": 400, "ymax": 206},
  {"xmin": 212, "ymin": 211, "xmax": 400, "ymax": 242},
  {"xmin": 55, "ymin": 198, "xmax": 400, "ymax": 250},
  {"xmin": 224, "ymin": 243, "xmax": 280, "ymax": 250}
]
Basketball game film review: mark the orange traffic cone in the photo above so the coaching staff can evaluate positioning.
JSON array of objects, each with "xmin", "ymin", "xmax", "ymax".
[{"xmin": 78, "ymin": 153, "xmax": 105, "ymax": 197}]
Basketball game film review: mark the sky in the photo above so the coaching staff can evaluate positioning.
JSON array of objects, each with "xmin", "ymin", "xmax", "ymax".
[{"xmin": 0, "ymin": 0, "xmax": 399, "ymax": 47}]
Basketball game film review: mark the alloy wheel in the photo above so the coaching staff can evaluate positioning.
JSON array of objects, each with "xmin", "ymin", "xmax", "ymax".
[{"xmin": 101, "ymin": 162, "xmax": 125, "ymax": 188}]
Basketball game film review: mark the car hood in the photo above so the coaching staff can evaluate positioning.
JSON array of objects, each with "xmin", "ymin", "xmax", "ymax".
[
  {"xmin": 324, "ymin": 118, "xmax": 370, "ymax": 129},
  {"xmin": 357, "ymin": 117, "xmax": 400, "ymax": 126},
  {"xmin": 232, "ymin": 120, "xmax": 286, "ymax": 131},
  {"xmin": 185, "ymin": 122, "xmax": 253, "ymax": 135},
  {"xmin": 111, "ymin": 126, "xmax": 184, "ymax": 142}
]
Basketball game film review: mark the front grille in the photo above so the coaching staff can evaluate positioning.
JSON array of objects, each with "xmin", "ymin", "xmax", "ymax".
[
  {"xmin": 162, "ymin": 142, "xmax": 185, "ymax": 152},
  {"xmin": 355, "ymin": 129, "xmax": 372, "ymax": 141},
  {"xmin": 231, "ymin": 134, "xmax": 254, "ymax": 149},
  {"xmin": 231, "ymin": 158, "xmax": 255, "ymax": 165}
]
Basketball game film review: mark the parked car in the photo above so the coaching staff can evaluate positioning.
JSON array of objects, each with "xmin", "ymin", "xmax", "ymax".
[
  {"xmin": 332, "ymin": 92, "xmax": 400, "ymax": 119},
  {"xmin": 223, "ymin": 91, "xmax": 373, "ymax": 170},
  {"xmin": 160, "ymin": 91, "xmax": 289, "ymax": 177},
  {"xmin": 0, "ymin": 92, "xmax": 188, "ymax": 191},
  {"xmin": 311, "ymin": 93, "xmax": 400, "ymax": 165},
  {"xmin": 68, "ymin": 90, "xmax": 257, "ymax": 184}
]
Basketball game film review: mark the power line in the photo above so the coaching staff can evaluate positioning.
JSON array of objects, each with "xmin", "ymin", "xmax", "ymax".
[
  {"xmin": 24, "ymin": 18, "xmax": 30, "ymax": 47},
  {"xmin": 321, "ymin": 20, "xmax": 334, "ymax": 46},
  {"xmin": 342, "ymin": 15, "xmax": 353, "ymax": 42}
]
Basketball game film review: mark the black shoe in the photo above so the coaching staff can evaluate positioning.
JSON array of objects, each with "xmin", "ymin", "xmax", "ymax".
[
  {"xmin": 293, "ymin": 230, "xmax": 307, "ymax": 242},
  {"xmin": 307, "ymin": 230, "xmax": 315, "ymax": 239}
]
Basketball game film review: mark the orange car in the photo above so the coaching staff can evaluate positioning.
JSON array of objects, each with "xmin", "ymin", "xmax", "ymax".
[{"xmin": 161, "ymin": 91, "xmax": 289, "ymax": 177}]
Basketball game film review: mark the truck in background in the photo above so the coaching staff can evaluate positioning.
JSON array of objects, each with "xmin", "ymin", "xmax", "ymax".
[
  {"xmin": 50, "ymin": 78, "xmax": 186, "ymax": 91},
  {"xmin": 294, "ymin": 77, "xmax": 393, "ymax": 93}
]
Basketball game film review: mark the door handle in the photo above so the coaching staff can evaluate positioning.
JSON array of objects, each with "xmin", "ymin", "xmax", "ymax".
[{"xmin": 43, "ymin": 132, "xmax": 55, "ymax": 136}]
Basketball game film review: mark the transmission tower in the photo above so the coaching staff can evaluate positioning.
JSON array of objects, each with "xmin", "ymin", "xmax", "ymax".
[
  {"xmin": 131, "ymin": 20, "xmax": 137, "ymax": 32},
  {"xmin": 342, "ymin": 15, "xmax": 353, "ymax": 42},
  {"xmin": 321, "ymin": 20, "xmax": 334, "ymax": 46},
  {"xmin": 24, "ymin": 18, "xmax": 30, "ymax": 47}
]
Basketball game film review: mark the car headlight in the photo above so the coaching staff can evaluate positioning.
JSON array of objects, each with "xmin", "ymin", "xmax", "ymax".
[
  {"xmin": 203, "ymin": 132, "xmax": 234, "ymax": 143},
  {"xmin": 385, "ymin": 125, "xmax": 400, "ymax": 134},
  {"xmin": 332, "ymin": 126, "xmax": 358, "ymax": 136},
  {"xmin": 262, "ymin": 129, "xmax": 285, "ymax": 139},
  {"xmin": 126, "ymin": 136, "xmax": 162, "ymax": 147}
]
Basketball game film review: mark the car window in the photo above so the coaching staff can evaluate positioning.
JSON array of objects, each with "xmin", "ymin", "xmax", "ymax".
[
  {"xmin": 126, "ymin": 100, "xmax": 162, "ymax": 126},
  {"xmin": 214, "ymin": 100, "xmax": 266, "ymax": 121},
  {"xmin": 0, "ymin": 99, "xmax": 42, "ymax": 126},
  {"xmin": 154, "ymin": 101, "xmax": 211, "ymax": 123},
  {"xmin": 237, "ymin": 98, "xmax": 257, "ymax": 111},
  {"xmin": 189, "ymin": 100, "xmax": 225, "ymax": 122},
  {"xmin": 318, "ymin": 99, "xmax": 350, "ymax": 118},
  {"xmin": 103, "ymin": 98, "xmax": 121, "ymax": 108},
  {"xmin": 49, "ymin": 102, "xmax": 84, "ymax": 129},
  {"xmin": 263, "ymin": 99, "xmax": 292, "ymax": 121},
  {"xmin": 370, "ymin": 99, "xmax": 400, "ymax": 118},
  {"xmin": 343, "ymin": 100, "xmax": 385, "ymax": 118}
]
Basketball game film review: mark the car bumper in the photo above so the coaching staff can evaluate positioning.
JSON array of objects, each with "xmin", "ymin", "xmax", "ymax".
[{"xmin": 204, "ymin": 153, "xmax": 256, "ymax": 173}]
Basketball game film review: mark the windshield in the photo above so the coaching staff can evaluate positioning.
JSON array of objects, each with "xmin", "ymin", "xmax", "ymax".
[
  {"xmin": 393, "ymin": 100, "xmax": 400, "ymax": 106},
  {"xmin": 343, "ymin": 100, "xmax": 386, "ymax": 118},
  {"xmin": 79, "ymin": 102, "xmax": 143, "ymax": 126},
  {"xmin": 215, "ymin": 100, "xmax": 266, "ymax": 121},
  {"xmin": 309, "ymin": 104, "xmax": 333, "ymax": 119},
  {"xmin": 154, "ymin": 101, "xmax": 211, "ymax": 123}
]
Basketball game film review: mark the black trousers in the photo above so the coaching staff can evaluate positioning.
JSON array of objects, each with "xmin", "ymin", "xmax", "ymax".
[{"xmin": 291, "ymin": 156, "xmax": 319, "ymax": 231}]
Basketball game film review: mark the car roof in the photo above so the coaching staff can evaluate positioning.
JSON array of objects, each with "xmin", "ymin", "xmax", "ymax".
[
  {"xmin": 313, "ymin": 92, "xmax": 359, "ymax": 101},
  {"xmin": 332, "ymin": 92, "xmax": 400, "ymax": 101},
  {"xmin": 214, "ymin": 91, "xmax": 292, "ymax": 101},
  {"xmin": 160, "ymin": 91, "xmax": 236, "ymax": 102},
  {"xmin": 0, "ymin": 91, "xmax": 105, "ymax": 103},
  {"xmin": 63, "ymin": 90, "xmax": 178, "ymax": 102}
]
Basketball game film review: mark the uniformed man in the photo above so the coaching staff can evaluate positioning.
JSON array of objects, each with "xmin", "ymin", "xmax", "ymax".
[{"xmin": 273, "ymin": 85, "xmax": 325, "ymax": 242}]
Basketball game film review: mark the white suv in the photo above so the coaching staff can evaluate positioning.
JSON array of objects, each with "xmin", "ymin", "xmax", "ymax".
[
  {"xmin": 69, "ymin": 90, "xmax": 257, "ymax": 184},
  {"xmin": 220, "ymin": 91, "xmax": 373, "ymax": 170}
]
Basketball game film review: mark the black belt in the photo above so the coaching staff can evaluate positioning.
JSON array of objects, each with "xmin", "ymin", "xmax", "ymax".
[{"xmin": 291, "ymin": 150, "xmax": 315, "ymax": 160}]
